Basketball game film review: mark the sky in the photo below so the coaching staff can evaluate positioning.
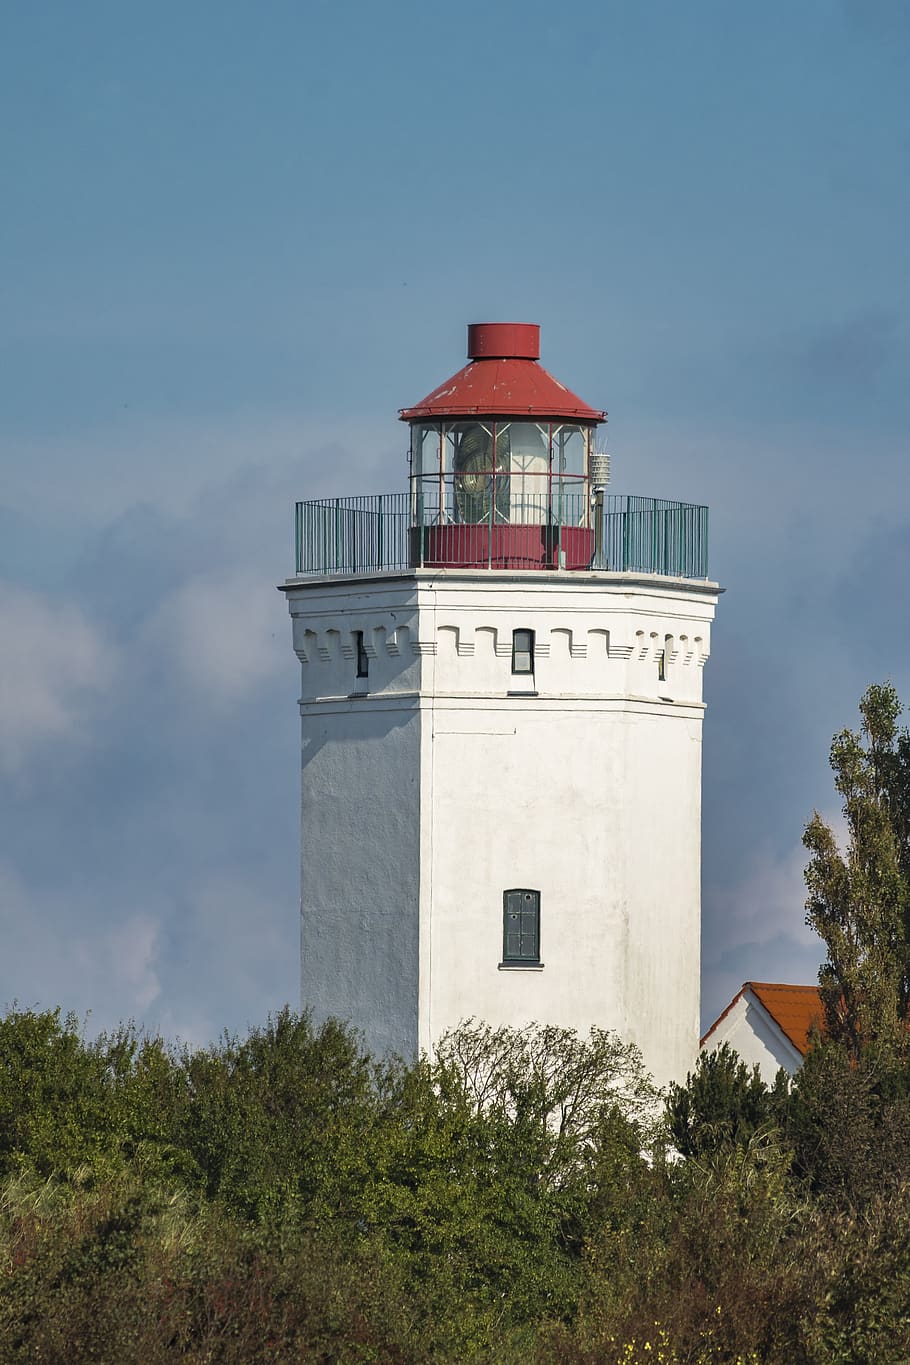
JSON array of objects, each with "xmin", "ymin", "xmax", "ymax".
[{"xmin": 2, "ymin": 0, "xmax": 909, "ymax": 1046}]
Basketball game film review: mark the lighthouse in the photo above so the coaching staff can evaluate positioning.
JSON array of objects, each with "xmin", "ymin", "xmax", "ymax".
[{"xmin": 281, "ymin": 323, "xmax": 719, "ymax": 1087}]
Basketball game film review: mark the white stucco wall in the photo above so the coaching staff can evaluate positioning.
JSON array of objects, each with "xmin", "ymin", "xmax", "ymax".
[
  {"xmin": 701, "ymin": 990, "xmax": 804, "ymax": 1083},
  {"xmin": 283, "ymin": 567, "xmax": 719, "ymax": 1088},
  {"xmin": 290, "ymin": 578, "xmax": 424, "ymax": 1057}
]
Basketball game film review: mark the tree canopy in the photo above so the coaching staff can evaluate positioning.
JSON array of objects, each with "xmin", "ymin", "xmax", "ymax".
[
  {"xmin": 804, "ymin": 681, "xmax": 910, "ymax": 1062},
  {"xmin": 3, "ymin": 1001, "xmax": 910, "ymax": 1361}
]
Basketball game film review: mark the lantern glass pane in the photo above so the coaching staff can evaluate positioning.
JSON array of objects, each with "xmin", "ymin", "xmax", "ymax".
[
  {"xmin": 411, "ymin": 423, "xmax": 440, "ymax": 480},
  {"xmin": 553, "ymin": 425, "xmax": 589, "ymax": 528},
  {"xmin": 450, "ymin": 421, "xmax": 509, "ymax": 524},
  {"xmin": 506, "ymin": 422, "xmax": 549, "ymax": 524}
]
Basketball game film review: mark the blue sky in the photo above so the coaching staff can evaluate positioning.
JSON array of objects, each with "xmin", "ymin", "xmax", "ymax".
[{"xmin": 1, "ymin": 1, "xmax": 909, "ymax": 1044}]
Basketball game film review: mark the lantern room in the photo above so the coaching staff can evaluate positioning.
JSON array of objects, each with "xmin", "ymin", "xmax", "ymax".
[{"xmin": 400, "ymin": 323, "xmax": 608, "ymax": 570}]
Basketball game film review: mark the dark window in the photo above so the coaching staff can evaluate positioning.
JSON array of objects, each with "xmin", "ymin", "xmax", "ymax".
[
  {"xmin": 502, "ymin": 888, "xmax": 540, "ymax": 962},
  {"xmin": 657, "ymin": 648, "xmax": 666, "ymax": 682},
  {"xmin": 355, "ymin": 631, "xmax": 369, "ymax": 678},
  {"xmin": 512, "ymin": 629, "xmax": 534, "ymax": 675}
]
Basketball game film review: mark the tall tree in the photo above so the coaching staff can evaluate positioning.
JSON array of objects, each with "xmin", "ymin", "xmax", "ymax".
[{"xmin": 803, "ymin": 682, "xmax": 910, "ymax": 1061}]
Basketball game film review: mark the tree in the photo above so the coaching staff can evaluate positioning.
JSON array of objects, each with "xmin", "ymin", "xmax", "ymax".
[
  {"xmin": 0, "ymin": 1008, "xmax": 119, "ymax": 1177},
  {"xmin": 360, "ymin": 1021, "xmax": 659, "ymax": 1331},
  {"xmin": 666, "ymin": 1043, "xmax": 785, "ymax": 1158},
  {"xmin": 176, "ymin": 1008, "xmax": 378, "ymax": 1224},
  {"xmin": 803, "ymin": 682, "xmax": 910, "ymax": 1063}
]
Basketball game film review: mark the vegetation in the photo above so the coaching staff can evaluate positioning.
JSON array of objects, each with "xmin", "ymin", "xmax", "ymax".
[
  {"xmin": 804, "ymin": 681, "xmax": 910, "ymax": 1064},
  {"xmin": 3, "ymin": 685, "xmax": 910, "ymax": 1360},
  {"xmin": 3, "ymin": 1005, "xmax": 910, "ymax": 1363}
]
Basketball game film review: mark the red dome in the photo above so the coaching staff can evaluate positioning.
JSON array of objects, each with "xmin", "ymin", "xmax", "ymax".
[{"xmin": 399, "ymin": 323, "xmax": 605, "ymax": 424}]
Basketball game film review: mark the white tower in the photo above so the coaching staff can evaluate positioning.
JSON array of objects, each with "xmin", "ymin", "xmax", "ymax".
[{"xmin": 281, "ymin": 323, "xmax": 720, "ymax": 1088}]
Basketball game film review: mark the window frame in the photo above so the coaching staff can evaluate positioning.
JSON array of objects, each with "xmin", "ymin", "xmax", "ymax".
[
  {"xmin": 511, "ymin": 628, "xmax": 535, "ymax": 676},
  {"xmin": 501, "ymin": 887, "xmax": 541, "ymax": 965},
  {"xmin": 355, "ymin": 630, "xmax": 369, "ymax": 679}
]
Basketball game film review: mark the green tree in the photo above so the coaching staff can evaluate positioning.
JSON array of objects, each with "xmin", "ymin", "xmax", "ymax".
[
  {"xmin": 804, "ymin": 681, "xmax": 910, "ymax": 1062},
  {"xmin": 176, "ymin": 1008, "xmax": 378, "ymax": 1225},
  {"xmin": 0, "ymin": 1008, "xmax": 193, "ymax": 1183},
  {"xmin": 666, "ymin": 1042, "xmax": 785, "ymax": 1158},
  {"xmin": 0, "ymin": 1008, "xmax": 118, "ymax": 1176},
  {"xmin": 360, "ymin": 1021, "xmax": 658, "ymax": 1334}
]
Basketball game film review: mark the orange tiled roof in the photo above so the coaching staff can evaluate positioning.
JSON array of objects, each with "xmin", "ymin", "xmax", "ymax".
[{"xmin": 747, "ymin": 982, "xmax": 824, "ymax": 1057}]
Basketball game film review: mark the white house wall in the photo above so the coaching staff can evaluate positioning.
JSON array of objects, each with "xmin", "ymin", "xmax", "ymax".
[{"xmin": 701, "ymin": 990, "xmax": 804, "ymax": 1083}]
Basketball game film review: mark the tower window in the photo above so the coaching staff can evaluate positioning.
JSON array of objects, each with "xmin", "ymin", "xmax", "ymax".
[
  {"xmin": 502, "ymin": 888, "xmax": 540, "ymax": 963},
  {"xmin": 512, "ymin": 629, "xmax": 534, "ymax": 675},
  {"xmin": 657, "ymin": 648, "xmax": 666, "ymax": 682},
  {"xmin": 355, "ymin": 631, "xmax": 369, "ymax": 678}
]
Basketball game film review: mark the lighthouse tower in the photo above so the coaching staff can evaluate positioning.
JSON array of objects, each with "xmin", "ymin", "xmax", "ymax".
[{"xmin": 281, "ymin": 323, "xmax": 719, "ymax": 1088}]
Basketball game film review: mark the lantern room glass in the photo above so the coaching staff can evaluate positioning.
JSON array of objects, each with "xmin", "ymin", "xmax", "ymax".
[{"xmin": 409, "ymin": 420, "xmax": 595, "ymax": 528}]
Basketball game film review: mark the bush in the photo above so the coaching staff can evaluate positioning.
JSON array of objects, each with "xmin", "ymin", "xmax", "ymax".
[{"xmin": 3, "ymin": 1005, "xmax": 910, "ymax": 1360}]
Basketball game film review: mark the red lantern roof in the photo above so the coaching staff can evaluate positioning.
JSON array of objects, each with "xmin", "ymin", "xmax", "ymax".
[{"xmin": 399, "ymin": 322, "xmax": 606, "ymax": 424}]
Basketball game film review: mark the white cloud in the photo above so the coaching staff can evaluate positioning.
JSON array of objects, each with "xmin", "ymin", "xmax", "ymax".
[
  {"xmin": 709, "ymin": 804, "xmax": 848, "ymax": 951},
  {"xmin": 106, "ymin": 916, "xmax": 162, "ymax": 1014},
  {"xmin": 0, "ymin": 860, "xmax": 162, "ymax": 1027},
  {"xmin": 700, "ymin": 814, "xmax": 851, "ymax": 1027},
  {"xmin": 150, "ymin": 872, "xmax": 295, "ymax": 1046},
  {"xmin": 0, "ymin": 582, "xmax": 115, "ymax": 773},
  {"xmin": 709, "ymin": 840, "xmax": 816, "ymax": 953},
  {"xmin": 141, "ymin": 570, "xmax": 287, "ymax": 709},
  {"xmin": 4, "ymin": 411, "xmax": 394, "ymax": 526}
]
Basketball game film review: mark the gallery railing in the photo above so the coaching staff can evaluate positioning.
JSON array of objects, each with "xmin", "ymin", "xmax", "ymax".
[{"xmin": 294, "ymin": 492, "xmax": 709, "ymax": 579}]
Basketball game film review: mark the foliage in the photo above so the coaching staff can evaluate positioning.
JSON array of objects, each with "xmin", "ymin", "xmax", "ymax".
[
  {"xmin": 805, "ymin": 1183, "xmax": 910, "ymax": 1364},
  {"xmin": 175, "ymin": 1008, "xmax": 377, "ymax": 1226},
  {"xmin": 804, "ymin": 681, "xmax": 910, "ymax": 1063},
  {"xmin": 0, "ymin": 1167, "xmax": 437, "ymax": 1363},
  {"xmin": 553, "ymin": 1130, "xmax": 823, "ymax": 1364},
  {"xmin": 0, "ymin": 1009, "xmax": 661, "ymax": 1360},
  {"xmin": 372, "ymin": 1021, "xmax": 657, "ymax": 1329},
  {"xmin": 666, "ymin": 1042, "xmax": 787, "ymax": 1157},
  {"xmin": 783, "ymin": 1037, "xmax": 910, "ymax": 1215},
  {"xmin": 1, "ymin": 978, "xmax": 910, "ymax": 1356}
]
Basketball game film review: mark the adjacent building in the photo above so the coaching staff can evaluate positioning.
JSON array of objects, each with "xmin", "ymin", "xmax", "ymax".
[{"xmin": 701, "ymin": 982, "xmax": 825, "ymax": 1082}]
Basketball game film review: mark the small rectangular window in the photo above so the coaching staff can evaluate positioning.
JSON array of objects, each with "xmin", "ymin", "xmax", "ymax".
[
  {"xmin": 502, "ymin": 888, "xmax": 540, "ymax": 963},
  {"xmin": 355, "ymin": 631, "xmax": 369, "ymax": 678},
  {"xmin": 657, "ymin": 648, "xmax": 666, "ymax": 682},
  {"xmin": 512, "ymin": 629, "xmax": 534, "ymax": 675}
]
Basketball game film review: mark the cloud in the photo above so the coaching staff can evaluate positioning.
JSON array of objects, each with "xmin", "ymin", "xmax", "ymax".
[
  {"xmin": 73, "ymin": 913, "xmax": 163, "ymax": 1017},
  {"xmin": 0, "ymin": 443, "xmax": 307, "ymax": 1042},
  {"xmin": 701, "ymin": 807, "xmax": 850, "ymax": 1029},
  {"xmin": 707, "ymin": 839, "xmax": 816, "ymax": 953},
  {"xmin": 153, "ymin": 872, "xmax": 296, "ymax": 1046},
  {"xmin": 0, "ymin": 845, "xmax": 296, "ymax": 1044},
  {"xmin": 0, "ymin": 859, "xmax": 162, "ymax": 1027},
  {"xmin": 140, "ymin": 570, "xmax": 287, "ymax": 710},
  {"xmin": 4, "ymin": 410, "xmax": 396, "ymax": 527},
  {"xmin": 0, "ymin": 582, "xmax": 116, "ymax": 773}
]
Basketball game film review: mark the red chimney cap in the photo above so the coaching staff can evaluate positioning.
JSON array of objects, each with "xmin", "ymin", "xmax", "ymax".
[{"xmin": 467, "ymin": 322, "xmax": 539, "ymax": 360}]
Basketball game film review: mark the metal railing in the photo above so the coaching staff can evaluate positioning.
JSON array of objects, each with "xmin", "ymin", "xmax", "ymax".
[{"xmin": 294, "ymin": 492, "xmax": 709, "ymax": 579}]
